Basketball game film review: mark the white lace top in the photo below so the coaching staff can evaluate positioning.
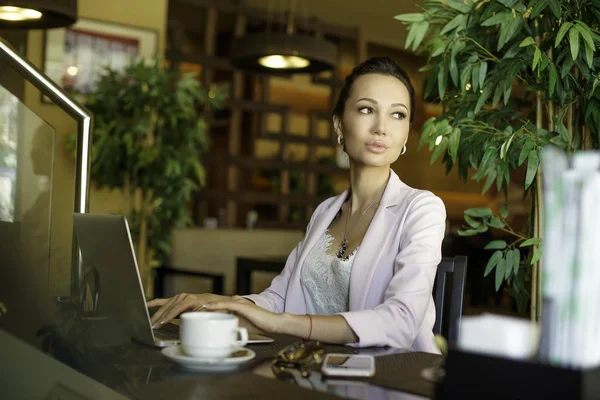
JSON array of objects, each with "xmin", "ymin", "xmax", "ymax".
[{"xmin": 300, "ymin": 230, "xmax": 359, "ymax": 315}]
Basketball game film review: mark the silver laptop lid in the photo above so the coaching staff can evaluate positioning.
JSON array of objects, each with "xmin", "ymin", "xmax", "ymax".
[{"xmin": 72, "ymin": 213, "xmax": 156, "ymax": 346}]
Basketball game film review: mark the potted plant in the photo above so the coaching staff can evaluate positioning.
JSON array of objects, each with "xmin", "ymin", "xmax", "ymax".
[
  {"xmin": 70, "ymin": 61, "xmax": 226, "ymax": 294},
  {"xmin": 395, "ymin": 0, "xmax": 600, "ymax": 316}
]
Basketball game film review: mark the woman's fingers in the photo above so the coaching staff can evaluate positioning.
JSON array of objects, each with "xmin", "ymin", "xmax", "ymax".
[
  {"xmin": 146, "ymin": 298, "xmax": 169, "ymax": 308},
  {"xmin": 150, "ymin": 295, "xmax": 179, "ymax": 326},
  {"xmin": 159, "ymin": 295, "xmax": 202, "ymax": 325}
]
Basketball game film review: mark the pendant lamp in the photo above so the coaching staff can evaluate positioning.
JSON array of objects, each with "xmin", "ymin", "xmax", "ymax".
[
  {"xmin": 230, "ymin": 1, "xmax": 337, "ymax": 74},
  {"xmin": 0, "ymin": 0, "xmax": 77, "ymax": 29}
]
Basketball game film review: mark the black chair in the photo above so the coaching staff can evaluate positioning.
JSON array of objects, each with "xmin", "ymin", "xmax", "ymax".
[
  {"xmin": 433, "ymin": 256, "xmax": 468, "ymax": 347},
  {"xmin": 153, "ymin": 266, "xmax": 224, "ymax": 298}
]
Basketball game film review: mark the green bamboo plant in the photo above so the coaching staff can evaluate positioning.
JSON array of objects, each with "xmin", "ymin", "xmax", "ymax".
[
  {"xmin": 395, "ymin": 0, "xmax": 600, "ymax": 315},
  {"xmin": 70, "ymin": 61, "xmax": 226, "ymax": 293}
]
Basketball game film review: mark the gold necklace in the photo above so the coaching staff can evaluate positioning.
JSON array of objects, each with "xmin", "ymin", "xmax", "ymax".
[{"xmin": 336, "ymin": 197, "xmax": 379, "ymax": 260}]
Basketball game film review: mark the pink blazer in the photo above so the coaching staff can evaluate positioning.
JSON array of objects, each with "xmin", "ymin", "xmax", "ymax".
[{"xmin": 245, "ymin": 170, "xmax": 446, "ymax": 353}]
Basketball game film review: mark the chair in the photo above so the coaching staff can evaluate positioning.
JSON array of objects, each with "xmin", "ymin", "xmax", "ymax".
[{"xmin": 433, "ymin": 256, "xmax": 468, "ymax": 347}]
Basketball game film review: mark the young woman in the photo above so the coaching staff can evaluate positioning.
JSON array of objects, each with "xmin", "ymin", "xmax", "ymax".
[{"xmin": 148, "ymin": 57, "xmax": 446, "ymax": 353}]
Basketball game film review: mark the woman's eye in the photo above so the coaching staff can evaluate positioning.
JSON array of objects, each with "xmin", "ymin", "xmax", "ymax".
[
  {"xmin": 358, "ymin": 107, "xmax": 373, "ymax": 114},
  {"xmin": 392, "ymin": 112, "xmax": 406, "ymax": 120}
]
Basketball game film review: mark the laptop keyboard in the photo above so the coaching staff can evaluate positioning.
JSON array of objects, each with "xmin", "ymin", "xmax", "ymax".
[{"xmin": 154, "ymin": 322, "xmax": 180, "ymax": 340}]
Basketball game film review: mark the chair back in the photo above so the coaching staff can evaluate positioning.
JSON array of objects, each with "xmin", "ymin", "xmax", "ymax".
[{"xmin": 433, "ymin": 256, "xmax": 467, "ymax": 346}]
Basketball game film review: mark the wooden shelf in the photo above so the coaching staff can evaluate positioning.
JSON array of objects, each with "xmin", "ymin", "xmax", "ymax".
[
  {"xmin": 199, "ymin": 189, "xmax": 329, "ymax": 206},
  {"xmin": 204, "ymin": 154, "xmax": 346, "ymax": 174},
  {"xmin": 260, "ymin": 132, "xmax": 334, "ymax": 146},
  {"xmin": 170, "ymin": 0, "xmax": 360, "ymax": 229}
]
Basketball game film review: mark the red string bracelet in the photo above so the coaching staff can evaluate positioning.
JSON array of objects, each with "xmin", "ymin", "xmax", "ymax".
[{"xmin": 307, "ymin": 314, "xmax": 313, "ymax": 340}]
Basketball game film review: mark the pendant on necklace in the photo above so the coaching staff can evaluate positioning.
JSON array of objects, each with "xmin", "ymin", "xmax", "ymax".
[{"xmin": 337, "ymin": 238, "xmax": 349, "ymax": 260}]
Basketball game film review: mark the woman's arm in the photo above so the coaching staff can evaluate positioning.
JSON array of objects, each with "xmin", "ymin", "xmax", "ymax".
[{"xmin": 205, "ymin": 297, "xmax": 358, "ymax": 344}]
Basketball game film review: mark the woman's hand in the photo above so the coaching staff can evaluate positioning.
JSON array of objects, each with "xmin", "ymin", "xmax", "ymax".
[
  {"xmin": 147, "ymin": 293, "xmax": 230, "ymax": 328},
  {"xmin": 205, "ymin": 296, "xmax": 284, "ymax": 334}
]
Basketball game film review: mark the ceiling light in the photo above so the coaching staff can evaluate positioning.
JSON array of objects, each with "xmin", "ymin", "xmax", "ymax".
[
  {"xmin": 231, "ymin": 32, "xmax": 337, "ymax": 74},
  {"xmin": 0, "ymin": 1, "xmax": 77, "ymax": 29},
  {"xmin": 258, "ymin": 55, "xmax": 310, "ymax": 69},
  {"xmin": 66, "ymin": 65, "xmax": 78, "ymax": 76},
  {"xmin": 230, "ymin": 1, "xmax": 337, "ymax": 74}
]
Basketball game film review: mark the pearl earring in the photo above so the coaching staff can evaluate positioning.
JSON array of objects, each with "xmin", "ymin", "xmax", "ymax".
[
  {"xmin": 401, "ymin": 145, "xmax": 407, "ymax": 155},
  {"xmin": 337, "ymin": 135, "xmax": 344, "ymax": 146}
]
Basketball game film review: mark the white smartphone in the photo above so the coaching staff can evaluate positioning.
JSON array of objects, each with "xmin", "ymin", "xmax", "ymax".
[{"xmin": 321, "ymin": 353, "xmax": 376, "ymax": 377}]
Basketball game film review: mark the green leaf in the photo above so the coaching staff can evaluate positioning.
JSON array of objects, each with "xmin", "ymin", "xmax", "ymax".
[
  {"xmin": 484, "ymin": 250, "xmax": 503, "ymax": 277},
  {"xmin": 482, "ymin": 169, "xmax": 497, "ymax": 194},
  {"xmin": 531, "ymin": 244, "xmax": 543, "ymax": 265},
  {"xmin": 584, "ymin": 43, "xmax": 594, "ymax": 69},
  {"xmin": 489, "ymin": 217, "xmax": 506, "ymax": 229},
  {"xmin": 576, "ymin": 22, "xmax": 595, "ymax": 52},
  {"xmin": 449, "ymin": 127, "xmax": 461, "ymax": 162},
  {"xmin": 430, "ymin": 137, "xmax": 448, "ymax": 164},
  {"xmin": 495, "ymin": 257, "xmax": 506, "ymax": 291},
  {"xmin": 458, "ymin": 228, "xmax": 479, "ymax": 236},
  {"xmin": 547, "ymin": 0, "xmax": 561, "ymax": 18},
  {"xmin": 501, "ymin": 204, "xmax": 509, "ymax": 219},
  {"xmin": 465, "ymin": 207, "xmax": 492, "ymax": 218},
  {"xmin": 394, "ymin": 13, "xmax": 424, "ymax": 22},
  {"xmin": 437, "ymin": 67, "xmax": 446, "ymax": 100},
  {"xmin": 512, "ymin": 249, "xmax": 521, "ymax": 275},
  {"xmin": 504, "ymin": 251, "xmax": 513, "ymax": 279},
  {"xmin": 518, "ymin": 138, "xmax": 534, "ymax": 166},
  {"xmin": 475, "ymin": 84, "xmax": 492, "ymax": 114},
  {"xmin": 519, "ymin": 37, "xmax": 536, "ymax": 47},
  {"xmin": 555, "ymin": 22, "xmax": 572, "ymax": 48},
  {"xmin": 445, "ymin": 0, "xmax": 471, "ymax": 13},
  {"xmin": 569, "ymin": 26, "xmax": 580, "ymax": 61},
  {"xmin": 440, "ymin": 14, "xmax": 467, "ymax": 35},
  {"xmin": 532, "ymin": 47, "xmax": 542, "ymax": 71},
  {"xmin": 405, "ymin": 23, "xmax": 418, "ymax": 50},
  {"xmin": 498, "ymin": 17, "xmax": 523, "ymax": 51},
  {"xmin": 482, "ymin": 12, "xmax": 510, "ymax": 26},
  {"xmin": 520, "ymin": 237, "xmax": 542, "ymax": 247},
  {"xmin": 525, "ymin": 150, "xmax": 539, "ymax": 189},
  {"xmin": 471, "ymin": 63, "xmax": 481, "ymax": 92},
  {"xmin": 411, "ymin": 21, "xmax": 430, "ymax": 51},
  {"xmin": 530, "ymin": 0, "xmax": 548, "ymax": 18},
  {"xmin": 450, "ymin": 56, "xmax": 459, "ymax": 86},
  {"xmin": 485, "ymin": 240, "xmax": 507, "ymax": 250},
  {"xmin": 549, "ymin": 63, "xmax": 557, "ymax": 97},
  {"xmin": 464, "ymin": 214, "xmax": 481, "ymax": 228},
  {"xmin": 479, "ymin": 61, "xmax": 488, "ymax": 89}
]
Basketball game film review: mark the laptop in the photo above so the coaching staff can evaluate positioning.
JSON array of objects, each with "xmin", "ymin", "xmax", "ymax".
[{"xmin": 73, "ymin": 213, "xmax": 274, "ymax": 347}]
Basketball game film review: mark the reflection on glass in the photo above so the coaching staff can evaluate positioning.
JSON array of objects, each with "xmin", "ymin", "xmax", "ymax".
[
  {"xmin": 0, "ymin": 86, "xmax": 18, "ymax": 222},
  {"xmin": 0, "ymin": 83, "xmax": 55, "ymax": 346}
]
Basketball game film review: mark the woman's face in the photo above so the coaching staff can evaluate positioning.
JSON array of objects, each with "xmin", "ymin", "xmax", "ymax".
[{"xmin": 334, "ymin": 73, "xmax": 411, "ymax": 168}]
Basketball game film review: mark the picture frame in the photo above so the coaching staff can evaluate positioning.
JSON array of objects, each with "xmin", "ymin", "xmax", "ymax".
[{"xmin": 42, "ymin": 18, "xmax": 158, "ymax": 102}]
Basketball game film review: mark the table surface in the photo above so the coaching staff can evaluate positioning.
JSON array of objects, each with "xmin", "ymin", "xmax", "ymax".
[{"xmin": 45, "ymin": 331, "xmax": 440, "ymax": 400}]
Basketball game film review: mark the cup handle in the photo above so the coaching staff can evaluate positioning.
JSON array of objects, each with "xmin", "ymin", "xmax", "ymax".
[{"xmin": 235, "ymin": 327, "xmax": 248, "ymax": 347}]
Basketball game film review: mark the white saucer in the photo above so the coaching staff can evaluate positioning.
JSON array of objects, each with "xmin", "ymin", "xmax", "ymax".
[{"xmin": 161, "ymin": 346, "xmax": 256, "ymax": 371}]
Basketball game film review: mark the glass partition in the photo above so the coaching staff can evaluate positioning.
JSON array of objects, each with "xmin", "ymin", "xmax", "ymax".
[
  {"xmin": 0, "ymin": 83, "xmax": 56, "ymax": 346},
  {"xmin": 0, "ymin": 36, "xmax": 92, "ymax": 349}
]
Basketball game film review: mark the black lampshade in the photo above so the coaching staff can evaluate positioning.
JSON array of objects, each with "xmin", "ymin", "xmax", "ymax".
[
  {"xmin": 0, "ymin": 0, "xmax": 77, "ymax": 29},
  {"xmin": 230, "ymin": 32, "xmax": 338, "ymax": 74}
]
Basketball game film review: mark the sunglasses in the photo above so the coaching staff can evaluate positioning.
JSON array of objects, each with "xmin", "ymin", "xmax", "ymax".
[{"xmin": 272, "ymin": 341, "xmax": 326, "ymax": 378}]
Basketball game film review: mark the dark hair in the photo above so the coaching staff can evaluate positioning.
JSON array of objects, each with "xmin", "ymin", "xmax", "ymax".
[{"xmin": 332, "ymin": 57, "xmax": 416, "ymax": 123}]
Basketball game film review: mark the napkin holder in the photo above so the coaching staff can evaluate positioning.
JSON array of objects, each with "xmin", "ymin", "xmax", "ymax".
[{"xmin": 436, "ymin": 349, "xmax": 600, "ymax": 400}]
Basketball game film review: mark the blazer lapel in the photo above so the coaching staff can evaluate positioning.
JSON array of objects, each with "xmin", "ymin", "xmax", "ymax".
[
  {"xmin": 348, "ymin": 171, "xmax": 401, "ymax": 310},
  {"xmin": 285, "ymin": 189, "xmax": 350, "ymax": 314}
]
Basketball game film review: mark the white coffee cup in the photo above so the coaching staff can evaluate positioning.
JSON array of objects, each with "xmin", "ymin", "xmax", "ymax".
[{"xmin": 180, "ymin": 312, "xmax": 248, "ymax": 358}]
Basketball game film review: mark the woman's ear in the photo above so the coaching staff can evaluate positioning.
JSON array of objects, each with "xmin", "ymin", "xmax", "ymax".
[{"xmin": 332, "ymin": 115, "xmax": 342, "ymax": 135}]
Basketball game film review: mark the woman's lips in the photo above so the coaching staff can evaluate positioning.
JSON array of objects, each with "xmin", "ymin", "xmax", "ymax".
[{"xmin": 365, "ymin": 140, "xmax": 388, "ymax": 153}]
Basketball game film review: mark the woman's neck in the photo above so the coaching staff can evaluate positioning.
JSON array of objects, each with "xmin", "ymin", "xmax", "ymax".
[{"xmin": 348, "ymin": 165, "xmax": 390, "ymax": 214}]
